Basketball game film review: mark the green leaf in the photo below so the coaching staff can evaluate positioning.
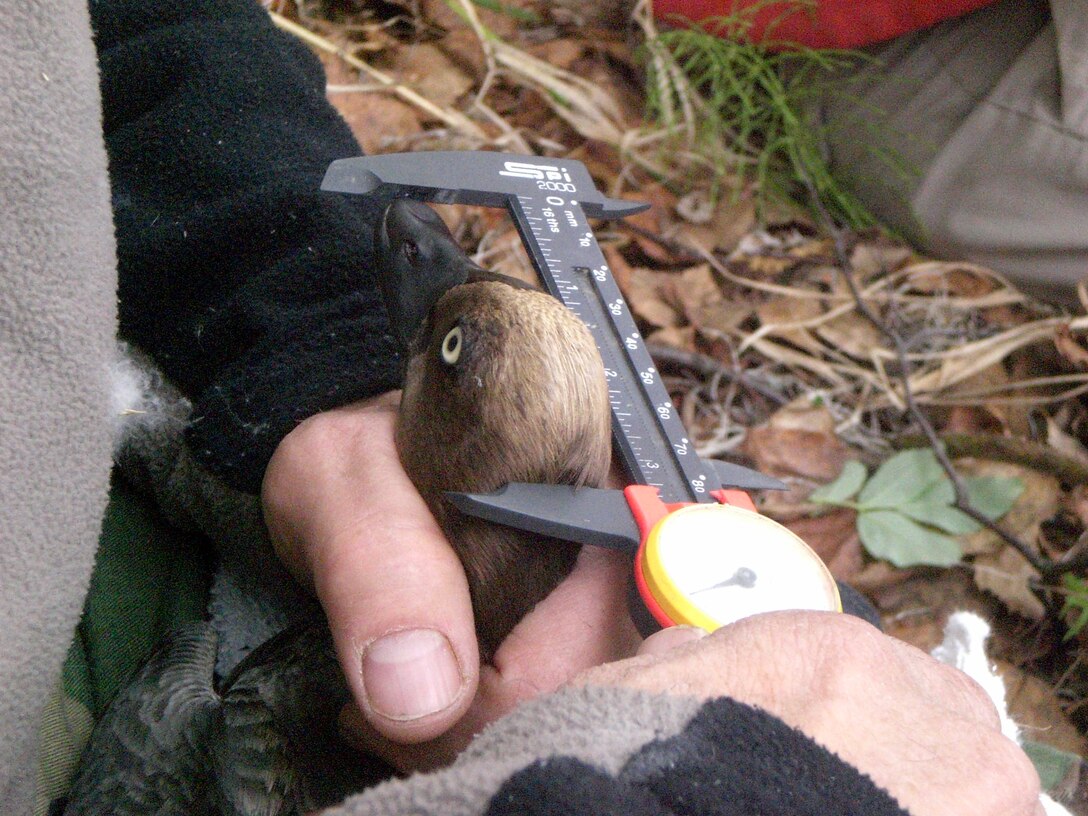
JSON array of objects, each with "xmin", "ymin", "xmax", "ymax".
[
  {"xmin": 1061, "ymin": 574, "xmax": 1088, "ymax": 640},
  {"xmin": 1021, "ymin": 739, "xmax": 1081, "ymax": 793},
  {"xmin": 809, "ymin": 460, "xmax": 867, "ymax": 504},
  {"xmin": 857, "ymin": 509, "xmax": 962, "ymax": 568},
  {"xmin": 897, "ymin": 501, "xmax": 980, "ymax": 535},
  {"xmin": 858, "ymin": 449, "xmax": 945, "ymax": 509},
  {"xmin": 964, "ymin": 475, "xmax": 1024, "ymax": 521}
]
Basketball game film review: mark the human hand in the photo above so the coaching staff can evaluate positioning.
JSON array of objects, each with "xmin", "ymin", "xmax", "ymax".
[
  {"xmin": 262, "ymin": 394, "xmax": 641, "ymax": 755},
  {"xmin": 579, "ymin": 611, "xmax": 1044, "ymax": 816}
]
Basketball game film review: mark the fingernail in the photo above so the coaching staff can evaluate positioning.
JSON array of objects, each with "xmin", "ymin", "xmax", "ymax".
[{"xmin": 362, "ymin": 629, "xmax": 464, "ymax": 721}]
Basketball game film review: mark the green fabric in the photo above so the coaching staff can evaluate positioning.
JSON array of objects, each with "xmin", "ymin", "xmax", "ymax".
[{"xmin": 35, "ymin": 473, "xmax": 214, "ymax": 815}]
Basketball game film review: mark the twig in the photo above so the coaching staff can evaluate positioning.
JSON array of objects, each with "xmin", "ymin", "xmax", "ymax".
[
  {"xmin": 613, "ymin": 221, "xmax": 705, "ymax": 265},
  {"xmin": 268, "ymin": 10, "xmax": 488, "ymax": 139},
  {"xmin": 799, "ymin": 174, "xmax": 1056, "ymax": 592},
  {"xmin": 895, "ymin": 433, "xmax": 1088, "ymax": 488},
  {"xmin": 647, "ymin": 343, "xmax": 789, "ymax": 405}
]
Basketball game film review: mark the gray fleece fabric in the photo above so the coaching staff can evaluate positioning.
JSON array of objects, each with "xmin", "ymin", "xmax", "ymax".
[
  {"xmin": 0, "ymin": 2, "xmax": 118, "ymax": 812},
  {"xmin": 325, "ymin": 687, "xmax": 702, "ymax": 816}
]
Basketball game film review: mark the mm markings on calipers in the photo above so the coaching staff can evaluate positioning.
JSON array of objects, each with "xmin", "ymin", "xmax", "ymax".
[{"xmin": 323, "ymin": 151, "xmax": 778, "ymax": 503}]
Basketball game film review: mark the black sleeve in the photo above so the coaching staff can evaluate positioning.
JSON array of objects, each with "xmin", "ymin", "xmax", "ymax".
[
  {"xmin": 91, "ymin": 0, "xmax": 402, "ymax": 493},
  {"xmin": 486, "ymin": 697, "xmax": 911, "ymax": 816}
]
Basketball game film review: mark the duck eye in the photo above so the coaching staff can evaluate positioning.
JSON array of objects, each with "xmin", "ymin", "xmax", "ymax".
[
  {"xmin": 441, "ymin": 326, "xmax": 463, "ymax": 365},
  {"xmin": 401, "ymin": 239, "xmax": 419, "ymax": 265}
]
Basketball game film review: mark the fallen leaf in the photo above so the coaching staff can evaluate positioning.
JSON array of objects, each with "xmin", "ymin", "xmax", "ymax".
[
  {"xmin": 1066, "ymin": 484, "xmax": 1088, "ymax": 531},
  {"xmin": 998, "ymin": 661, "xmax": 1088, "ymax": 756},
  {"xmin": 647, "ymin": 324, "xmax": 696, "ymax": 351},
  {"xmin": 938, "ymin": 364, "xmax": 1031, "ymax": 438},
  {"xmin": 619, "ymin": 185, "xmax": 678, "ymax": 264},
  {"xmin": 783, "ymin": 508, "xmax": 863, "ymax": 582},
  {"xmin": 675, "ymin": 189, "xmax": 714, "ymax": 224},
  {"xmin": 901, "ymin": 260, "xmax": 1002, "ymax": 299},
  {"xmin": 755, "ymin": 294, "xmax": 824, "ymax": 354},
  {"xmin": 876, "ymin": 569, "xmax": 998, "ymax": 649},
  {"xmin": 418, "ymin": 0, "xmax": 522, "ymax": 38},
  {"xmin": 941, "ymin": 404, "xmax": 1009, "ymax": 436},
  {"xmin": 849, "ymin": 242, "xmax": 912, "ymax": 282},
  {"xmin": 850, "ymin": 559, "xmax": 917, "ymax": 595},
  {"xmin": 1054, "ymin": 324, "xmax": 1088, "ymax": 370},
  {"xmin": 741, "ymin": 401, "xmax": 850, "ymax": 482},
  {"xmin": 669, "ymin": 264, "xmax": 722, "ymax": 326},
  {"xmin": 676, "ymin": 195, "xmax": 757, "ymax": 255},
  {"xmin": 320, "ymin": 53, "xmax": 424, "ymax": 152},
  {"xmin": 1046, "ymin": 415, "xmax": 1088, "ymax": 469},
  {"xmin": 695, "ymin": 299, "xmax": 753, "ymax": 337},
  {"xmin": 959, "ymin": 462, "xmax": 1059, "ymax": 557},
  {"xmin": 602, "ymin": 243, "xmax": 633, "ymax": 293},
  {"xmin": 389, "ymin": 43, "xmax": 474, "ymax": 108},
  {"xmin": 814, "ymin": 310, "xmax": 884, "ymax": 360},
  {"xmin": 973, "ymin": 546, "xmax": 1045, "ymax": 620},
  {"xmin": 626, "ymin": 267, "xmax": 681, "ymax": 329}
]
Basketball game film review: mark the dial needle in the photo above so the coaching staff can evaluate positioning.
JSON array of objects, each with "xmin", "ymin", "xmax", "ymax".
[{"xmin": 691, "ymin": 566, "xmax": 758, "ymax": 595}]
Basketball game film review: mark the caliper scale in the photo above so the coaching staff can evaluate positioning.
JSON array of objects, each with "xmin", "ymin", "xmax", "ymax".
[{"xmin": 323, "ymin": 151, "xmax": 844, "ymax": 635}]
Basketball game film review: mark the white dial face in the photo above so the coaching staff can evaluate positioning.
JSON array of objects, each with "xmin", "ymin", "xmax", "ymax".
[{"xmin": 648, "ymin": 504, "xmax": 839, "ymax": 629}]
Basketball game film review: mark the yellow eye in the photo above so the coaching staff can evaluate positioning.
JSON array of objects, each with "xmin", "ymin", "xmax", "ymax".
[{"xmin": 441, "ymin": 326, "xmax": 462, "ymax": 365}]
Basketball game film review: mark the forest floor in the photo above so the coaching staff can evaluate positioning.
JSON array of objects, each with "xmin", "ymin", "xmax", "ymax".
[{"xmin": 271, "ymin": 0, "xmax": 1088, "ymax": 808}]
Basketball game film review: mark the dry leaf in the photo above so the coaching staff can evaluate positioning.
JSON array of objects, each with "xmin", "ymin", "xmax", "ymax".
[
  {"xmin": 389, "ymin": 43, "xmax": 474, "ymax": 109},
  {"xmin": 814, "ymin": 311, "xmax": 884, "ymax": 360},
  {"xmin": 321, "ymin": 53, "xmax": 424, "ymax": 152},
  {"xmin": 784, "ymin": 508, "xmax": 863, "ymax": 582},
  {"xmin": 756, "ymin": 295, "xmax": 824, "ymax": 354},
  {"xmin": 647, "ymin": 325, "xmax": 696, "ymax": 351},
  {"xmin": 998, "ymin": 661, "xmax": 1088, "ymax": 756},
  {"xmin": 849, "ymin": 559, "xmax": 917, "ymax": 594},
  {"xmin": 625, "ymin": 268, "xmax": 680, "ymax": 329},
  {"xmin": 938, "ymin": 364, "xmax": 1029, "ymax": 437},
  {"xmin": 670, "ymin": 264, "xmax": 722, "ymax": 325},
  {"xmin": 620, "ymin": 185, "xmax": 678, "ymax": 264},
  {"xmin": 675, "ymin": 190, "xmax": 714, "ymax": 225},
  {"xmin": 676, "ymin": 195, "xmax": 757, "ymax": 254},
  {"xmin": 741, "ymin": 401, "xmax": 850, "ymax": 482},
  {"xmin": 877, "ymin": 570, "xmax": 992, "ymax": 650},
  {"xmin": 418, "ymin": 0, "xmax": 522, "ymax": 38},
  {"xmin": 1046, "ymin": 415, "xmax": 1088, "ymax": 468},
  {"xmin": 849, "ymin": 242, "xmax": 912, "ymax": 281},
  {"xmin": 602, "ymin": 243, "xmax": 633, "ymax": 293},
  {"xmin": 959, "ymin": 462, "xmax": 1059, "ymax": 557},
  {"xmin": 902, "ymin": 261, "xmax": 1002, "ymax": 299},
  {"xmin": 1066, "ymin": 484, "xmax": 1088, "ymax": 531},
  {"xmin": 942, "ymin": 405, "xmax": 1009, "ymax": 436},
  {"xmin": 973, "ymin": 546, "xmax": 1045, "ymax": 620},
  {"xmin": 695, "ymin": 300, "xmax": 753, "ymax": 337},
  {"xmin": 528, "ymin": 38, "xmax": 584, "ymax": 71},
  {"xmin": 1054, "ymin": 324, "xmax": 1088, "ymax": 373}
]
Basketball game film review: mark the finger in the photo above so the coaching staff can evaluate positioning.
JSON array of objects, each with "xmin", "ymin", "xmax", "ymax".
[
  {"xmin": 263, "ymin": 398, "xmax": 479, "ymax": 744},
  {"xmin": 340, "ymin": 544, "xmax": 642, "ymax": 771}
]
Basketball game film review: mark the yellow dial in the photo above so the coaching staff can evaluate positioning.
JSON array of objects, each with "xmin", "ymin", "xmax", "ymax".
[{"xmin": 640, "ymin": 503, "xmax": 841, "ymax": 632}]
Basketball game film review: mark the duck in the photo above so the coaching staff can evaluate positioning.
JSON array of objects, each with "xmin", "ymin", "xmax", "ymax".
[
  {"xmin": 384, "ymin": 198, "xmax": 611, "ymax": 657},
  {"xmin": 62, "ymin": 198, "xmax": 613, "ymax": 815}
]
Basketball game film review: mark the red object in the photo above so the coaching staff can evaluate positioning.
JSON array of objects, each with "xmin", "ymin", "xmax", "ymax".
[
  {"xmin": 653, "ymin": 0, "xmax": 998, "ymax": 49},
  {"xmin": 624, "ymin": 484, "xmax": 759, "ymax": 629}
]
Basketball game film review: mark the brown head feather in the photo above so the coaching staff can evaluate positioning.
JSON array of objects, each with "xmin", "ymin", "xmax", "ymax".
[{"xmin": 395, "ymin": 280, "xmax": 611, "ymax": 658}]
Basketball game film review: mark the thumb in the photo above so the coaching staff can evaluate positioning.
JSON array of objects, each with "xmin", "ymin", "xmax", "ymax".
[{"xmin": 262, "ymin": 395, "xmax": 479, "ymax": 743}]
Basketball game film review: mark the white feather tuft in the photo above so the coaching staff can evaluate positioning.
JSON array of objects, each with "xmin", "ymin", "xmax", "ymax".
[{"xmin": 109, "ymin": 342, "xmax": 191, "ymax": 451}]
